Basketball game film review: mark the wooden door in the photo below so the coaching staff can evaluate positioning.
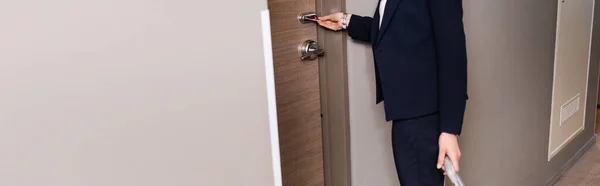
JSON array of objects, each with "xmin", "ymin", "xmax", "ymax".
[
  {"xmin": 596, "ymin": 109, "xmax": 600, "ymax": 134},
  {"xmin": 267, "ymin": 0, "xmax": 325, "ymax": 185}
]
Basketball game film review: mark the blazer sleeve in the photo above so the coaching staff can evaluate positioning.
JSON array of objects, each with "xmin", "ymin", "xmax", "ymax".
[
  {"xmin": 429, "ymin": 0, "xmax": 468, "ymax": 135},
  {"xmin": 346, "ymin": 15, "xmax": 373, "ymax": 43}
]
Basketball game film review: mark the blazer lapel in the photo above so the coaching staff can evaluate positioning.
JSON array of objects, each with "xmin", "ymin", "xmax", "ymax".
[{"xmin": 376, "ymin": 0, "xmax": 402, "ymax": 43}]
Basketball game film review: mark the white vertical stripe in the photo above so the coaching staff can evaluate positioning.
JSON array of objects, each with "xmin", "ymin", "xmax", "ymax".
[
  {"xmin": 260, "ymin": 9, "xmax": 283, "ymax": 186},
  {"xmin": 379, "ymin": 0, "xmax": 388, "ymax": 28}
]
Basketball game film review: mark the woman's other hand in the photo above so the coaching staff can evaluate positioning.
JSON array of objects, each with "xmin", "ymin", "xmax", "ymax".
[
  {"xmin": 437, "ymin": 132, "xmax": 461, "ymax": 175},
  {"xmin": 318, "ymin": 12, "xmax": 349, "ymax": 31}
]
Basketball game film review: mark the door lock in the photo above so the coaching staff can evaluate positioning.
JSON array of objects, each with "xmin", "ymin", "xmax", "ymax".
[{"xmin": 300, "ymin": 40, "xmax": 325, "ymax": 61}]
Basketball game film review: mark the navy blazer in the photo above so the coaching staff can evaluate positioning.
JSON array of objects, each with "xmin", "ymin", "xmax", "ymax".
[{"xmin": 347, "ymin": 0, "xmax": 468, "ymax": 134}]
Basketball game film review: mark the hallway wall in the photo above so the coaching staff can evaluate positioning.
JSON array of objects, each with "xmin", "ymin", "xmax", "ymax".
[
  {"xmin": 0, "ymin": 0, "xmax": 277, "ymax": 186},
  {"xmin": 345, "ymin": 1, "xmax": 397, "ymax": 185},
  {"xmin": 345, "ymin": 0, "xmax": 600, "ymax": 185}
]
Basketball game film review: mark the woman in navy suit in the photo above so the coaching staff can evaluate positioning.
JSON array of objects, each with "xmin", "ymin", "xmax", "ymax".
[{"xmin": 318, "ymin": 0, "xmax": 468, "ymax": 185}]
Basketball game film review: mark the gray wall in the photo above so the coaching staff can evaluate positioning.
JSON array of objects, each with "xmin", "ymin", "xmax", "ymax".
[
  {"xmin": 0, "ymin": 0, "xmax": 277, "ymax": 186},
  {"xmin": 346, "ymin": 0, "xmax": 599, "ymax": 186},
  {"xmin": 345, "ymin": 1, "xmax": 398, "ymax": 185}
]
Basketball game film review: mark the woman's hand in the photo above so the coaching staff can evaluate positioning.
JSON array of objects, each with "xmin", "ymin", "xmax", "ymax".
[
  {"xmin": 437, "ymin": 132, "xmax": 461, "ymax": 174},
  {"xmin": 318, "ymin": 12, "xmax": 350, "ymax": 31}
]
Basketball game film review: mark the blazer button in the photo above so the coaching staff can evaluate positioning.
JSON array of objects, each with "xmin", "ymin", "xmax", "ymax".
[{"xmin": 378, "ymin": 50, "xmax": 383, "ymax": 53}]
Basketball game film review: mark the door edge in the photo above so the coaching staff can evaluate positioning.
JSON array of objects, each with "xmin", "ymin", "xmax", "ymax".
[{"xmin": 316, "ymin": 0, "xmax": 352, "ymax": 185}]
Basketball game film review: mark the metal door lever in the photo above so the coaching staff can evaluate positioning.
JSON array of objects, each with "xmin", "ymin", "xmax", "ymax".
[
  {"xmin": 298, "ymin": 12, "xmax": 319, "ymax": 24},
  {"xmin": 301, "ymin": 49, "xmax": 325, "ymax": 60}
]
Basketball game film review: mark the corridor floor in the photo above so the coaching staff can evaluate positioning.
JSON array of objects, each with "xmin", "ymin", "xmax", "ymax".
[
  {"xmin": 554, "ymin": 137, "xmax": 600, "ymax": 185},
  {"xmin": 553, "ymin": 110, "xmax": 600, "ymax": 186}
]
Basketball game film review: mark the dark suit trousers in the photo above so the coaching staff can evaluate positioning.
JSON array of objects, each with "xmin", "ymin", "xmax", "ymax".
[{"xmin": 392, "ymin": 113, "xmax": 444, "ymax": 186}]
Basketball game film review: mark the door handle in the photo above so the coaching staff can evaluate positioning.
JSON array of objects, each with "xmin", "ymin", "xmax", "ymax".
[
  {"xmin": 298, "ymin": 12, "xmax": 319, "ymax": 24},
  {"xmin": 300, "ymin": 40, "xmax": 325, "ymax": 61}
]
